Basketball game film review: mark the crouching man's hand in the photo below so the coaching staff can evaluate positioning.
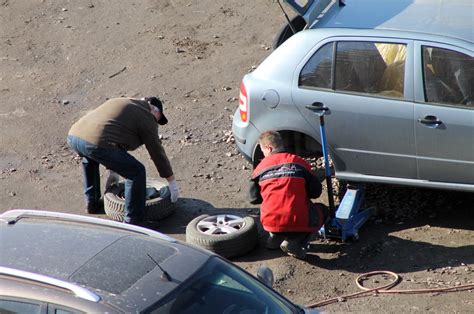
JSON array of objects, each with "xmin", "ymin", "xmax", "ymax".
[{"xmin": 166, "ymin": 175, "xmax": 180, "ymax": 203}]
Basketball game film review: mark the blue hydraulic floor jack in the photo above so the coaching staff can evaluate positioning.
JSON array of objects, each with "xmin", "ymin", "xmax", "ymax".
[{"xmin": 310, "ymin": 102, "xmax": 373, "ymax": 241}]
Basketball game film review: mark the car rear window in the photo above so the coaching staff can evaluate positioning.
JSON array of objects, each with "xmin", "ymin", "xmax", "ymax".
[{"xmin": 70, "ymin": 236, "xmax": 177, "ymax": 294}]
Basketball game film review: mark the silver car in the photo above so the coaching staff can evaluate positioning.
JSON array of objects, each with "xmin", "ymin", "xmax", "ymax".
[{"xmin": 232, "ymin": 0, "xmax": 473, "ymax": 192}]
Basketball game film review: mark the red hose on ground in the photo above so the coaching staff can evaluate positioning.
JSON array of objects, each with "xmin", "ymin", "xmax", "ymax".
[{"xmin": 307, "ymin": 270, "xmax": 474, "ymax": 308}]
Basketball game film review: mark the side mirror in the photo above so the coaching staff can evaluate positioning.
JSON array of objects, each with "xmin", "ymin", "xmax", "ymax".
[{"xmin": 256, "ymin": 266, "xmax": 274, "ymax": 288}]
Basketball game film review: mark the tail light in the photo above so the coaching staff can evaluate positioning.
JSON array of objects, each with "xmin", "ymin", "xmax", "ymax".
[{"xmin": 239, "ymin": 81, "xmax": 248, "ymax": 123}]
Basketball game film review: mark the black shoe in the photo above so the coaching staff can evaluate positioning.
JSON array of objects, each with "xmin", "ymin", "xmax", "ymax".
[
  {"xmin": 266, "ymin": 232, "xmax": 285, "ymax": 250},
  {"xmin": 280, "ymin": 240, "xmax": 307, "ymax": 260},
  {"xmin": 86, "ymin": 200, "xmax": 104, "ymax": 214}
]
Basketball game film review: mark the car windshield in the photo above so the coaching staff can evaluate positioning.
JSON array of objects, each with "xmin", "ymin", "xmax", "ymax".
[{"xmin": 147, "ymin": 256, "xmax": 300, "ymax": 314}]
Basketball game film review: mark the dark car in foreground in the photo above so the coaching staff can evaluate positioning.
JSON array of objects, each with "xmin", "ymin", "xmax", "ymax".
[{"xmin": 0, "ymin": 210, "xmax": 318, "ymax": 313}]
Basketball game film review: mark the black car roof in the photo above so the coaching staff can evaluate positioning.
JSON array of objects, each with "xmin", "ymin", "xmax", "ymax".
[{"xmin": 0, "ymin": 211, "xmax": 211, "ymax": 311}]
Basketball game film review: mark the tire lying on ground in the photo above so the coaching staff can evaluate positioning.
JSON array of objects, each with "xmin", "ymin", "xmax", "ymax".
[
  {"xmin": 104, "ymin": 178, "xmax": 175, "ymax": 222},
  {"xmin": 186, "ymin": 213, "xmax": 258, "ymax": 259}
]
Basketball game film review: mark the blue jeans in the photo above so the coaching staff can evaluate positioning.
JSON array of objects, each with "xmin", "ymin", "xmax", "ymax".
[{"xmin": 67, "ymin": 135, "xmax": 146, "ymax": 223}]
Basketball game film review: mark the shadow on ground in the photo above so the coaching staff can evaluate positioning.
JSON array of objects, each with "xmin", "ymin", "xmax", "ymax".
[{"xmin": 149, "ymin": 185, "xmax": 474, "ymax": 276}]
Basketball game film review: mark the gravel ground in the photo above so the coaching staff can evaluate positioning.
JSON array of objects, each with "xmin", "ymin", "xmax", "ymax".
[{"xmin": 1, "ymin": 1, "xmax": 473, "ymax": 312}]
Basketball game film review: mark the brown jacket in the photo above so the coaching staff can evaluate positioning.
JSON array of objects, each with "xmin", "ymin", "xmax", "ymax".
[{"xmin": 68, "ymin": 97, "xmax": 173, "ymax": 178}]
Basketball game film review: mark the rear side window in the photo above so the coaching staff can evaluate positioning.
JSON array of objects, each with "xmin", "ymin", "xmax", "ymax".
[
  {"xmin": 0, "ymin": 299, "xmax": 41, "ymax": 313},
  {"xmin": 300, "ymin": 41, "xmax": 407, "ymax": 99},
  {"xmin": 299, "ymin": 42, "xmax": 333, "ymax": 89},
  {"xmin": 422, "ymin": 46, "xmax": 473, "ymax": 107}
]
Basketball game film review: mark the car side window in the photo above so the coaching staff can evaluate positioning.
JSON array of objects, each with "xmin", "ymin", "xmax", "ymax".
[
  {"xmin": 335, "ymin": 41, "xmax": 406, "ymax": 98},
  {"xmin": 299, "ymin": 41, "xmax": 407, "ymax": 99},
  {"xmin": 0, "ymin": 299, "xmax": 41, "ymax": 313},
  {"xmin": 299, "ymin": 42, "xmax": 334, "ymax": 89},
  {"xmin": 422, "ymin": 46, "xmax": 473, "ymax": 107}
]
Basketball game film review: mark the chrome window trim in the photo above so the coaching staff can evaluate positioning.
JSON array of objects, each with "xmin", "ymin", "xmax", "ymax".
[
  {"xmin": 0, "ymin": 209, "xmax": 176, "ymax": 242},
  {"xmin": 0, "ymin": 266, "xmax": 100, "ymax": 302}
]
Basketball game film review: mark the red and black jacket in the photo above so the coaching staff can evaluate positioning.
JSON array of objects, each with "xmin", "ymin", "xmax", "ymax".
[{"xmin": 249, "ymin": 152, "xmax": 322, "ymax": 233}]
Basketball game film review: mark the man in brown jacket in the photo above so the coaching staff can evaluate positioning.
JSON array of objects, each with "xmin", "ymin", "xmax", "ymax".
[{"xmin": 67, "ymin": 96, "xmax": 179, "ymax": 225}]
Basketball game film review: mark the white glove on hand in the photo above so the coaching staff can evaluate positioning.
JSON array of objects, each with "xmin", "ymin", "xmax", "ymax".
[{"xmin": 168, "ymin": 179, "xmax": 180, "ymax": 203}]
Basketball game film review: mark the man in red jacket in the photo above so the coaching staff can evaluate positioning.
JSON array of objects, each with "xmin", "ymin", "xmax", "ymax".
[{"xmin": 249, "ymin": 131, "xmax": 328, "ymax": 259}]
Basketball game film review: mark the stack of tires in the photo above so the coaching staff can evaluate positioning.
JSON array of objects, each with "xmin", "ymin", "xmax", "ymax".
[{"xmin": 104, "ymin": 179, "xmax": 175, "ymax": 222}]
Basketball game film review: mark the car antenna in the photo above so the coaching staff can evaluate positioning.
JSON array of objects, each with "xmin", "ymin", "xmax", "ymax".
[
  {"xmin": 276, "ymin": 0, "xmax": 297, "ymax": 34},
  {"xmin": 147, "ymin": 253, "xmax": 171, "ymax": 282}
]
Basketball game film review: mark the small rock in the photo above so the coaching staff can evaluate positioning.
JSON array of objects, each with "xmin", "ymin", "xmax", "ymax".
[
  {"xmin": 62, "ymin": 99, "xmax": 70, "ymax": 105},
  {"xmin": 176, "ymin": 48, "xmax": 185, "ymax": 53},
  {"xmin": 158, "ymin": 35, "xmax": 164, "ymax": 39},
  {"xmin": 225, "ymin": 152, "xmax": 233, "ymax": 157}
]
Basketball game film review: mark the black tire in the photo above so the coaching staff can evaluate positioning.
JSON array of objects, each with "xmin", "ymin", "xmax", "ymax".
[
  {"xmin": 186, "ymin": 213, "xmax": 258, "ymax": 259},
  {"xmin": 104, "ymin": 179, "xmax": 175, "ymax": 222},
  {"xmin": 272, "ymin": 15, "xmax": 307, "ymax": 49}
]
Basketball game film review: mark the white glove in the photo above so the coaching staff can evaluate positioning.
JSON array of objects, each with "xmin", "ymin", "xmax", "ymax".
[
  {"xmin": 168, "ymin": 179, "xmax": 180, "ymax": 203},
  {"xmin": 105, "ymin": 170, "xmax": 120, "ymax": 191}
]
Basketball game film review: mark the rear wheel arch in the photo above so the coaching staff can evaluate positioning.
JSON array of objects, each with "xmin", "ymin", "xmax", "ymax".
[{"xmin": 251, "ymin": 130, "xmax": 322, "ymax": 167}]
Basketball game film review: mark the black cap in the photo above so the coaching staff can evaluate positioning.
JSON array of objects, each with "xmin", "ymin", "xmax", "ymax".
[{"xmin": 145, "ymin": 96, "xmax": 168, "ymax": 125}]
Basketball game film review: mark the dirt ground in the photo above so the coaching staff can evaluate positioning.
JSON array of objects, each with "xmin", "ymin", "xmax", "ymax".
[{"xmin": 1, "ymin": 1, "xmax": 473, "ymax": 312}]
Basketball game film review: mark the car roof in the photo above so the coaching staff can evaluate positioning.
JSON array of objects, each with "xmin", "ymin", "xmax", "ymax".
[
  {"xmin": 297, "ymin": 0, "xmax": 473, "ymax": 43},
  {"xmin": 0, "ymin": 210, "xmax": 212, "ymax": 311},
  {"xmin": 255, "ymin": 27, "xmax": 470, "ymax": 85}
]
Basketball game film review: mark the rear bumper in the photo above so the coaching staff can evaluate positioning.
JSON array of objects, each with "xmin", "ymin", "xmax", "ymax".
[{"xmin": 232, "ymin": 109, "xmax": 259, "ymax": 163}]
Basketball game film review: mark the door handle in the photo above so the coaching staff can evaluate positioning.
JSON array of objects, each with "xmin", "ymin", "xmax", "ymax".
[
  {"xmin": 417, "ymin": 115, "xmax": 442, "ymax": 126},
  {"xmin": 305, "ymin": 102, "xmax": 329, "ymax": 115}
]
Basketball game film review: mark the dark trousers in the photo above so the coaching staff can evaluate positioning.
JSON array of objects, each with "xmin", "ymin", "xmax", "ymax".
[
  {"xmin": 67, "ymin": 135, "xmax": 146, "ymax": 223},
  {"xmin": 268, "ymin": 202, "xmax": 329, "ymax": 245}
]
